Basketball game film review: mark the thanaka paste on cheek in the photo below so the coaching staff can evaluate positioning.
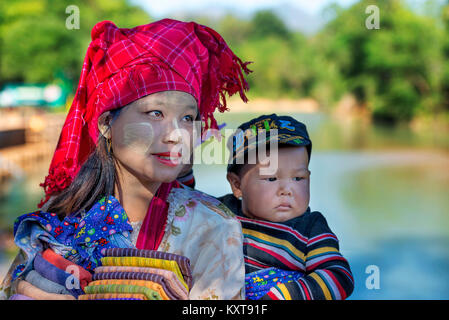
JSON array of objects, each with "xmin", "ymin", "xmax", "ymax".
[{"xmin": 122, "ymin": 122, "xmax": 154, "ymax": 154}]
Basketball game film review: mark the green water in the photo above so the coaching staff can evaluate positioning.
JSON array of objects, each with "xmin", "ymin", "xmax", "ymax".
[{"xmin": 1, "ymin": 111, "xmax": 448, "ymax": 299}]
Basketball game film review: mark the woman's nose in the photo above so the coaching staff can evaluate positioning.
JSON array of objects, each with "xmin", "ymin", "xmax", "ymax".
[{"xmin": 162, "ymin": 119, "xmax": 182, "ymax": 144}]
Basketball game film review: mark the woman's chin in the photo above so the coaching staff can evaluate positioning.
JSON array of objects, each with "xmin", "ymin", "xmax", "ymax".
[{"xmin": 143, "ymin": 169, "xmax": 181, "ymax": 184}]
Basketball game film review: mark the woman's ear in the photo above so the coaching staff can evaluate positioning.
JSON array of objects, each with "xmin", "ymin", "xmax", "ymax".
[
  {"xmin": 226, "ymin": 172, "xmax": 242, "ymax": 199},
  {"xmin": 98, "ymin": 111, "xmax": 113, "ymax": 139}
]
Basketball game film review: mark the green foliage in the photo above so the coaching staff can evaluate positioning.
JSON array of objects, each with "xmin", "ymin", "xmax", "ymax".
[
  {"xmin": 1, "ymin": 0, "xmax": 448, "ymax": 123},
  {"xmin": 319, "ymin": 0, "xmax": 445, "ymax": 122},
  {"xmin": 224, "ymin": 0, "xmax": 447, "ymax": 123},
  {"xmin": 0, "ymin": 0, "xmax": 151, "ymax": 88},
  {"xmin": 248, "ymin": 10, "xmax": 291, "ymax": 40}
]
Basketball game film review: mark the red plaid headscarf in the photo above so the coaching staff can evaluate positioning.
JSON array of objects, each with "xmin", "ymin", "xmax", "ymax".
[{"xmin": 39, "ymin": 19, "xmax": 251, "ymax": 207}]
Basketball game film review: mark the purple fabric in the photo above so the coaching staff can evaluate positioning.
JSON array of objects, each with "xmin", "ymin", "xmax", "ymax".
[
  {"xmin": 92, "ymin": 271, "xmax": 178, "ymax": 300},
  {"xmin": 103, "ymin": 248, "xmax": 192, "ymax": 288},
  {"xmin": 33, "ymin": 253, "xmax": 84, "ymax": 298},
  {"xmin": 97, "ymin": 298, "xmax": 141, "ymax": 300},
  {"xmin": 9, "ymin": 294, "xmax": 35, "ymax": 300}
]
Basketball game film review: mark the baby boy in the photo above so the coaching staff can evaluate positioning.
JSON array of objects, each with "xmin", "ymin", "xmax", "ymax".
[{"xmin": 218, "ymin": 114, "xmax": 354, "ymax": 300}]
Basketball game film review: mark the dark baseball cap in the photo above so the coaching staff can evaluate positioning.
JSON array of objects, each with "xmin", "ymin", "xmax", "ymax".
[{"xmin": 227, "ymin": 114, "xmax": 312, "ymax": 173}]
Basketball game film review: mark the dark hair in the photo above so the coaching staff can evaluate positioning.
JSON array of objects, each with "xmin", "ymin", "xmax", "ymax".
[{"xmin": 44, "ymin": 109, "xmax": 122, "ymax": 218}]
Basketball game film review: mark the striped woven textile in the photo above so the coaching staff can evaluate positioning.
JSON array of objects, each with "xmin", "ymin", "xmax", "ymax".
[
  {"xmin": 95, "ymin": 298, "xmax": 141, "ymax": 300},
  {"xmin": 103, "ymin": 248, "xmax": 192, "ymax": 288},
  {"xmin": 94, "ymin": 266, "xmax": 188, "ymax": 299},
  {"xmin": 79, "ymin": 293, "xmax": 148, "ymax": 300},
  {"xmin": 83, "ymin": 284, "xmax": 161, "ymax": 300},
  {"xmin": 100, "ymin": 256, "xmax": 187, "ymax": 291},
  {"xmin": 219, "ymin": 194, "xmax": 354, "ymax": 300},
  {"xmin": 87, "ymin": 279, "xmax": 172, "ymax": 300},
  {"xmin": 92, "ymin": 273, "xmax": 178, "ymax": 300}
]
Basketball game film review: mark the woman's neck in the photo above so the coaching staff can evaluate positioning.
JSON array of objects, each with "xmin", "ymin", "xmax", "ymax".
[{"xmin": 114, "ymin": 163, "xmax": 161, "ymax": 223}]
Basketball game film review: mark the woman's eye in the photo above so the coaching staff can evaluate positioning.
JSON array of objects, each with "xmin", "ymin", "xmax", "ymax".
[
  {"xmin": 147, "ymin": 110, "xmax": 163, "ymax": 118},
  {"xmin": 182, "ymin": 115, "xmax": 194, "ymax": 122},
  {"xmin": 265, "ymin": 177, "xmax": 277, "ymax": 182}
]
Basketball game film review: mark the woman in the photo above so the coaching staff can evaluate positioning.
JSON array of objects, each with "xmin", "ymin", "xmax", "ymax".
[{"xmin": 0, "ymin": 19, "xmax": 251, "ymax": 300}]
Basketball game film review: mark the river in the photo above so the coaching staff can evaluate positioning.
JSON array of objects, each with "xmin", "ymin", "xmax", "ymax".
[{"xmin": 1, "ymin": 110, "xmax": 448, "ymax": 299}]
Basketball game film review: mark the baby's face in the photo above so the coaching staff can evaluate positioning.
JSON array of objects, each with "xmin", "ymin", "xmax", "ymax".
[{"xmin": 237, "ymin": 146, "xmax": 310, "ymax": 222}]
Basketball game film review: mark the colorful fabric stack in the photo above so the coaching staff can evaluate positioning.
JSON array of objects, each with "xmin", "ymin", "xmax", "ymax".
[
  {"xmin": 9, "ymin": 248, "xmax": 92, "ymax": 300},
  {"xmin": 79, "ymin": 248, "xmax": 192, "ymax": 300}
]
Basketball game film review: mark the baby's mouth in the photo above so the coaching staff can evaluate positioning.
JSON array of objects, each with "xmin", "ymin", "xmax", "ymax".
[{"xmin": 275, "ymin": 203, "xmax": 292, "ymax": 211}]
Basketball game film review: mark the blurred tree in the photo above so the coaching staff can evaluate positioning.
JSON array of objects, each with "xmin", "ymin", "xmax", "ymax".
[
  {"xmin": 0, "ymin": 0, "xmax": 151, "ymax": 89},
  {"xmin": 249, "ymin": 10, "xmax": 291, "ymax": 40},
  {"xmin": 216, "ymin": 14, "xmax": 251, "ymax": 47},
  {"xmin": 1, "ymin": 0, "xmax": 447, "ymax": 124},
  {"xmin": 440, "ymin": 1, "xmax": 449, "ymax": 112},
  {"xmin": 318, "ymin": 0, "xmax": 444, "ymax": 123}
]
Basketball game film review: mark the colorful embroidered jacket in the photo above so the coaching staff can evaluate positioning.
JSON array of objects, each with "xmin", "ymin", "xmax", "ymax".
[
  {"xmin": 0, "ymin": 187, "xmax": 245, "ymax": 300},
  {"xmin": 218, "ymin": 194, "xmax": 354, "ymax": 300}
]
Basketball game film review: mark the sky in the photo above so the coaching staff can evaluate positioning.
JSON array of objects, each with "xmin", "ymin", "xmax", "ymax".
[
  {"xmin": 129, "ymin": 0, "xmax": 442, "ymax": 35},
  {"xmin": 130, "ymin": 0, "xmax": 359, "ymax": 18}
]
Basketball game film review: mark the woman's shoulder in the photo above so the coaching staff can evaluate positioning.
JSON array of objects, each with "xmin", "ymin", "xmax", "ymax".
[{"xmin": 169, "ymin": 185, "xmax": 237, "ymax": 221}]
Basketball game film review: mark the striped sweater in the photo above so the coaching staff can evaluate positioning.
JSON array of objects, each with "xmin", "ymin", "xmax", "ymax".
[{"xmin": 218, "ymin": 194, "xmax": 354, "ymax": 300}]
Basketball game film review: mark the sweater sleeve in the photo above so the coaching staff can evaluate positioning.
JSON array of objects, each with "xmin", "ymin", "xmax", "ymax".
[{"xmin": 262, "ymin": 213, "xmax": 354, "ymax": 300}]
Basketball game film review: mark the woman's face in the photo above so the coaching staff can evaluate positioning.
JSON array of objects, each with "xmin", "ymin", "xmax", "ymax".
[{"xmin": 109, "ymin": 91, "xmax": 198, "ymax": 184}]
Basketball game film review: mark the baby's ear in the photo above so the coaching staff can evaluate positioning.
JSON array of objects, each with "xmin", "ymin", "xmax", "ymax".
[
  {"xmin": 98, "ymin": 111, "xmax": 113, "ymax": 139},
  {"xmin": 226, "ymin": 172, "xmax": 242, "ymax": 199}
]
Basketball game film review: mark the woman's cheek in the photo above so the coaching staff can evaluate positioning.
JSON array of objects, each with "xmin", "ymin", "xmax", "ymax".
[{"xmin": 121, "ymin": 122, "xmax": 154, "ymax": 155}]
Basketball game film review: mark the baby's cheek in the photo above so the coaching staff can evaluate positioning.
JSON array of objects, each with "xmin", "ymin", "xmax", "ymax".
[
  {"xmin": 294, "ymin": 184, "xmax": 310, "ymax": 209},
  {"xmin": 254, "ymin": 185, "xmax": 276, "ymax": 208}
]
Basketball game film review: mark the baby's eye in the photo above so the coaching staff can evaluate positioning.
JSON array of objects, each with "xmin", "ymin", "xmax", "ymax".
[
  {"xmin": 147, "ymin": 110, "xmax": 163, "ymax": 118},
  {"xmin": 293, "ymin": 177, "xmax": 304, "ymax": 181},
  {"xmin": 265, "ymin": 177, "xmax": 277, "ymax": 182}
]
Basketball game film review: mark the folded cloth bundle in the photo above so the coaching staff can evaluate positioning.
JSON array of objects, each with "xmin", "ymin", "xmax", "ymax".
[
  {"xmin": 103, "ymin": 248, "xmax": 193, "ymax": 289},
  {"xmin": 84, "ymin": 284, "xmax": 162, "ymax": 300},
  {"xmin": 33, "ymin": 253, "xmax": 85, "ymax": 298},
  {"xmin": 92, "ymin": 272, "xmax": 178, "ymax": 300},
  {"xmin": 79, "ymin": 248, "xmax": 193, "ymax": 300},
  {"xmin": 9, "ymin": 294, "xmax": 34, "ymax": 300},
  {"xmin": 94, "ymin": 266, "xmax": 188, "ymax": 299},
  {"xmin": 245, "ymin": 267, "xmax": 303, "ymax": 300},
  {"xmin": 42, "ymin": 248, "xmax": 92, "ymax": 290},
  {"xmin": 25, "ymin": 270, "xmax": 71, "ymax": 295},
  {"xmin": 100, "ymin": 256, "xmax": 187, "ymax": 290},
  {"xmin": 78, "ymin": 293, "xmax": 148, "ymax": 300},
  {"xmin": 88, "ymin": 279, "xmax": 172, "ymax": 300}
]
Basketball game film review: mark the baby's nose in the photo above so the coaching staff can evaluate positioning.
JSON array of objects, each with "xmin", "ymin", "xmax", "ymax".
[{"xmin": 278, "ymin": 185, "xmax": 292, "ymax": 196}]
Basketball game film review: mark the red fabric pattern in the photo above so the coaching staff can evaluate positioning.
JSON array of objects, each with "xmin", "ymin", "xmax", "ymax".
[
  {"xmin": 136, "ymin": 181, "xmax": 180, "ymax": 251},
  {"xmin": 41, "ymin": 248, "xmax": 92, "ymax": 290}
]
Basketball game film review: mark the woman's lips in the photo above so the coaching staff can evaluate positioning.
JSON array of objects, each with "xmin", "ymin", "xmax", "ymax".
[{"xmin": 152, "ymin": 152, "xmax": 182, "ymax": 167}]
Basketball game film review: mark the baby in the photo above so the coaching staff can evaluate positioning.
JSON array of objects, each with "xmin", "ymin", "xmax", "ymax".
[{"xmin": 218, "ymin": 114, "xmax": 354, "ymax": 300}]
